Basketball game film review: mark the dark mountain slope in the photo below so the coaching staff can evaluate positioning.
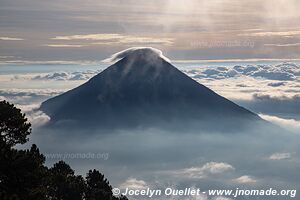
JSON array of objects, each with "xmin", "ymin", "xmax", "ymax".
[{"xmin": 40, "ymin": 48, "xmax": 265, "ymax": 131}]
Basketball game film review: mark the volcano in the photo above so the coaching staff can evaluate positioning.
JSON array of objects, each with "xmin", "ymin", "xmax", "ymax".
[{"xmin": 40, "ymin": 47, "xmax": 264, "ymax": 131}]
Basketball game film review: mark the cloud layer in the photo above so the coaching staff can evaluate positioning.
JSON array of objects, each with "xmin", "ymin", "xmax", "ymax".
[
  {"xmin": 232, "ymin": 175, "xmax": 257, "ymax": 184},
  {"xmin": 103, "ymin": 47, "xmax": 170, "ymax": 63},
  {"xmin": 186, "ymin": 62, "xmax": 300, "ymax": 81},
  {"xmin": 31, "ymin": 71, "xmax": 100, "ymax": 81},
  {"xmin": 169, "ymin": 162, "xmax": 234, "ymax": 179},
  {"xmin": 268, "ymin": 152, "xmax": 292, "ymax": 160}
]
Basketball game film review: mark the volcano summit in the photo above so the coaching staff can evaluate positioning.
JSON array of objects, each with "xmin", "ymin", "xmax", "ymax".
[{"xmin": 40, "ymin": 47, "xmax": 264, "ymax": 131}]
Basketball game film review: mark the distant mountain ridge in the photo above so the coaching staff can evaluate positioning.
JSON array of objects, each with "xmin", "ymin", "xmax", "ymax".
[{"xmin": 40, "ymin": 47, "xmax": 265, "ymax": 131}]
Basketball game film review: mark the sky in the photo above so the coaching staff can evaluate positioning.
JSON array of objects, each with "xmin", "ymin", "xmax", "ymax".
[{"xmin": 1, "ymin": 0, "xmax": 300, "ymax": 63}]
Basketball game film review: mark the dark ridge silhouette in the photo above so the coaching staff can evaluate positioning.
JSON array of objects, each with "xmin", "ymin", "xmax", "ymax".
[{"xmin": 40, "ymin": 48, "xmax": 267, "ymax": 131}]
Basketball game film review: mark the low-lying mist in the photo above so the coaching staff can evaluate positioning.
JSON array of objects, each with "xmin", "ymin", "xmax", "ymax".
[{"xmin": 22, "ymin": 123, "xmax": 300, "ymax": 200}]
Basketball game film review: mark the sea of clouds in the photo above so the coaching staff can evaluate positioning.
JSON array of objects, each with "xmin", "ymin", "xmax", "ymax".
[
  {"xmin": 1, "ymin": 62, "xmax": 300, "ymax": 200},
  {"xmin": 3, "ymin": 62, "xmax": 300, "ymax": 131}
]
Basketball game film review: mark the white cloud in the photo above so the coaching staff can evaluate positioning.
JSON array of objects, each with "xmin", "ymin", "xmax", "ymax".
[
  {"xmin": 199, "ymin": 162, "xmax": 235, "ymax": 174},
  {"xmin": 186, "ymin": 62, "xmax": 300, "ymax": 81},
  {"xmin": 0, "ymin": 89, "xmax": 64, "ymax": 105},
  {"xmin": 243, "ymin": 93, "xmax": 300, "ymax": 113},
  {"xmin": 103, "ymin": 47, "xmax": 170, "ymax": 63},
  {"xmin": 0, "ymin": 96, "xmax": 7, "ymax": 101},
  {"xmin": 0, "ymin": 55, "xmax": 15, "ymax": 59},
  {"xmin": 52, "ymin": 33, "xmax": 124, "ymax": 40},
  {"xmin": 31, "ymin": 71, "xmax": 100, "ymax": 81},
  {"xmin": 252, "ymin": 70, "xmax": 294, "ymax": 81},
  {"xmin": 259, "ymin": 114, "xmax": 300, "ymax": 132},
  {"xmin": 17, "ymin": 104, "xmax": 50, "ymax": 127},
  {"xmin": 264, "ymin": 43, "xmax": 300, "ymax": 47},
  {"xmin": 0, "ymin": 60, "xmax": 100, "ymax": 65},
  {"xmin": 269, "ymin": 152, "xmax": 291, "ymax": 160},
  {"xmin": 174, "ymin": 59, "xmax": 300, "ymax": 64},
  {"xmin": 32, "ymin": 72, "xmax": 69, "ymax": 81},
  {"xmin": 0, "ymin": 89, "xmax": 64, "ymax": 98},
  {"xmin": 52, "ymin": 33, "xmax": 174, "ymax": 46},
  {"xmin": 182, "ymin": 62, "xmax": 300, "ymax": 104},
  {"xmin": 28, "ymin": 110, "xmax": 50, "ymax": 127},
  {"xmin": 239, "ymin": 31, "xmax": 300, "ymax": 37},
  {"xmin": 172, "ymin": 162, "xmax": 234, "ymax": 179},
  {"xmin": 118, "ymin": 36, "xmax": 173, "ymax": 45},
  {"xmin": 186, "ymin": 71, "xmax": 296, "ymax": 103},
  {"xmin": 44, "ymin": 44, "xmax": 87, "ymax": 48},
  {"xmin": 119, "ymin": 178, "xmax": 148, "ymax": 190},
  {"xmin": 232, "ymin": 175, "xmax": 257, "ymax": 184},
  {"xmin": 0, "ymin": 37, "xmax": 24, "ymax": 41}
]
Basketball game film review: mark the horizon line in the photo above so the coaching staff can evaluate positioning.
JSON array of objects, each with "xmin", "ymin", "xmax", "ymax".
[{"xmin": 1, "ymin": 58, "xmax": 300, "ymax": 66}]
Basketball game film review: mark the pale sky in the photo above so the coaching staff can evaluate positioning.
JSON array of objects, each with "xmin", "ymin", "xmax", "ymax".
[{"xmin": 0, "ymin": 0, "xmax": 300, "ymax": 63}]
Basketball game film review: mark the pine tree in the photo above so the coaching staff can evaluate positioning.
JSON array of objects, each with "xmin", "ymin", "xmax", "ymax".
[
  {"xmin": 0, "ymin": 100, "xmax": 128, "ymax": 200},
  {"xmin": 48, "ymin": 161, "xmax": 86, "ymax": 200}
]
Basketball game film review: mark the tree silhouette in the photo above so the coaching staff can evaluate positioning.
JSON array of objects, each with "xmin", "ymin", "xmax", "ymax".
[
  {"xmin": 85, "ymin": 169, "xmax": 128, "ymax": 200},
  {"xmin": 86, "ymin": 169, "xmax": 113, "ymax": 200},
  {"xmin": 0, "ymin": 101, "xmax": 48, "ymax": 199},
  {"xmin": 0, "ymin": 100, "xmax": 128, "ymax": 200},
  {"xmin": 0, "ymin": 144, "xmax": 48, "ymax": 199},
  {"xmin": 48, "ymin": 161, "xmax": 86, "ymax": 200},
  {"xmin": 0, "ymin": 100, "xmax": 31, "ymax": 147}
]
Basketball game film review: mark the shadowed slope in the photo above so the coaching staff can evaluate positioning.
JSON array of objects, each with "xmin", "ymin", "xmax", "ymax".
[{"xmin": 40, "ymin": 48, "xmax": 264, "ymax": 131}]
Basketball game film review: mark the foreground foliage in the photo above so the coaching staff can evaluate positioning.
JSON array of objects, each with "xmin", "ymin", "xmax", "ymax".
[{"xmin": 0, "ymin": 100, "xmax": 127, "ymax": 200}]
